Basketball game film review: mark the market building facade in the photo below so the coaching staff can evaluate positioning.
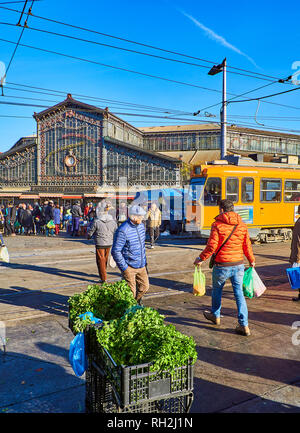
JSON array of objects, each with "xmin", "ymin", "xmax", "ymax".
[
  {"xmin": 1, "ymin": 94, "xmax": 300, "ymax": 204},
  {"xmin": 0, "ymin": 95, "xmax": 181, "ymax": 204}
]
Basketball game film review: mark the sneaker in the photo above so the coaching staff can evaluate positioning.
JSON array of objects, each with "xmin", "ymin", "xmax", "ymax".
[
  {"xmin": 235, "ymin": 324, "xmax": 251, "ymax": 336},
  {"xmin": 203, "ymin": 310, "xmax": 220, "ymax": 326}
]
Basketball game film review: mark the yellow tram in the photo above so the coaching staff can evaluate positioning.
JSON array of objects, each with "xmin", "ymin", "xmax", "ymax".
[{"xmin": 185, "ymin": 157, "xmax": 300, "ymax": 242}]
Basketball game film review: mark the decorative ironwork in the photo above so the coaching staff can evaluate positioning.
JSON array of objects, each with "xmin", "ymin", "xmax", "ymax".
[{"xmin": 104, "ymin": 140, "xmax": 179, "ymax": 187}]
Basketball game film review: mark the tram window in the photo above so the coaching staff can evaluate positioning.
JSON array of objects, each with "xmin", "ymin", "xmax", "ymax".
[
  {"xmin": 204, "ymin": 177, "xmax": 221, "ymax": 206},
  {"xmin": 194, "ymin": 166, "xmax": 201, "ymax": 175},
  {"xmin": 260, "ymin": 179, "xmax": 281, "ymax": 202},
  {"xmin": 284, "ymin": 180, "xmax": 300, "ymax": 202},
  {"xmin": 241, "ymin": 178, "xmax": 254, "ymax": 203},
  {"xmin": 226, "ymin": 178, "xmax": 239, "ymax": 203}
]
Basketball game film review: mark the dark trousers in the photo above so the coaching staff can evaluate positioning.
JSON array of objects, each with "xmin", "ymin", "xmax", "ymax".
[
  {"xmin": 71, "ymin": 217, "xmax": 80, "ymax": 236},
  {"xmin": 149, "ymin": 226, "xmax": 160, "ymax": 246},
  {"xmin": 4, "ymin": 220, "xmax": 13, "ymax": 236},
  {"xmin": 96, "ymin": 247, "xmax": 110, "ymax": 282}
]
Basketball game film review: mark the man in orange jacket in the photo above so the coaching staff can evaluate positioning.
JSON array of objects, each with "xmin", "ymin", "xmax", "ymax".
[{"xmin": 194, "ymin": 199, "xmax": 255, "ymax": 336}]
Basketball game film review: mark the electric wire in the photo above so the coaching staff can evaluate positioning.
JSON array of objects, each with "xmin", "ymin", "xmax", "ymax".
[
  {"xmin": 0, "ymin": 37, "xmax": 227, "ymax": 94},
  {"xmin": 0, "ymin": 4, "xmax": 289, "ymax": 83},
  {"xmin": 4, "ymin": 83, "xmax": 195, "ymax": 115},
  {"xmin": 1, "ymin": 97, "xmax": 300, "ymax": 134},
  {"xmin": 0, "ymin": 21, "xmax": 287, "ymax": 84},
  {"xmin": 228, "ymin": 85, "xmax": 300, "ymax": 104}
]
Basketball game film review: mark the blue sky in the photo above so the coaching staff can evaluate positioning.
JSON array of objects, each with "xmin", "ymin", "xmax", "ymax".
[{"xmin": 0, "ymin": 0, "xmax": 299, "ymax": 152}]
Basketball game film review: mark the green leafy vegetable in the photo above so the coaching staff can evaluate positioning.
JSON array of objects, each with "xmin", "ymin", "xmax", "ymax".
[
  {"xmin": 68, "ymin": 280, "xmax": 137, "ymax": 333},
  {"xmin": 96, "ymin": 307, "xmax": 197, "ymax": 372}
]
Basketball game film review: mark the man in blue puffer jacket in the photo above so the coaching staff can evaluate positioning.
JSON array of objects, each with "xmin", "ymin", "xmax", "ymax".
[{"xmin": 112, "ymin": 205, "xmax": 149, "ymax": 304}]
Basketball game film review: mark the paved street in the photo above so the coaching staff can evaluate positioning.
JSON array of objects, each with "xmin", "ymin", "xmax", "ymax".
[{"xmin": 0, "ymin": 234, "xmax": 299, "ymax": 413}]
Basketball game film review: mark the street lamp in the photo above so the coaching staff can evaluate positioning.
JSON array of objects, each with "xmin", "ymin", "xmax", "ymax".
[{"xmin": 208, "ymin": 58, "xmax": 227, "ymax": 160}]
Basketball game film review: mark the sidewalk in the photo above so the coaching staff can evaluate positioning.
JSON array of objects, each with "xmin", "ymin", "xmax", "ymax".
[{"xmin": 0, "ymin": 239, "xmax": 299, "ymax": 413}]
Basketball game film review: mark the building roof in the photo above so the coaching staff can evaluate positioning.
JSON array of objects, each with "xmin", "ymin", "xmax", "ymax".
[
  {"xmin": 33, "ymin": 94, "xmax": 143, "ymax": 135},
  {"xmin": 139, "ymin": 124, "xmax": 220, "ymax": 133},
  {"xmin": 33, "ymin": 93, "xmax": 105, "ymax": 119},
  {"xmin": 139, "ymin": 123, "xmax": 300, "ymax": 140},
  {"xmin": 104, "ymin": 136, "xmax": 181, "ymax": 164},
  {"xmin": 158, "ymin": 150, "xmax": 220, "ymax": 165},
  {"xmin": 0, "ymin": 135, "xmax": 37, "ymax": 160}
]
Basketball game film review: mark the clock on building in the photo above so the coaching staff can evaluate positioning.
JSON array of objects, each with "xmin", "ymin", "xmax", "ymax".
[{"xmin": 64, "ymin": 151, "xmax": 77, "ymax": 168}]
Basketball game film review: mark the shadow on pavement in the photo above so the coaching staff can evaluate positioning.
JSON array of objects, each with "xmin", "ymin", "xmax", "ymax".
[
  {"xmin": 191, "ymin": 376, "xmax": 300, "ymax": 413},
  {"xmin": 1, "ymin": 262, "xmax": 101, "ymax": 282},
  {"xmin": 0, "ymin": 345, "xmax": 84, "ymax": 413}
]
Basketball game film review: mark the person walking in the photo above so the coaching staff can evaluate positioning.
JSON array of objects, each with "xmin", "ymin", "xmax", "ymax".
[
  {"xmin": 112, "ymin": 205, "xmax": 149, "ymax": 305},
  {"xmin": 23, "ymin": 204, "xmax": 34, "ymax": 235},
  {"xmin": 45, "ymin": 200, "xmax": 55, "ymax": 236},
  {"xmin": 87, "ymin": 204, "xmax": 118, "ymax": 283},
  {"xmin": 146, "ymin": 202, "xmax": 161, "ymax": 249},
  {"xmin": 194, "ymin": 199, "xmax": 255, "ymax": 336},
  {"xmin": 17, "ymin": 203, "xmax": 26, "ymax": 235},
  {"xmin": 71, "ymin": 201, "xmax": 83, "ymax": 237},
  {"xmin": 54, "ymin": 203, "xmax": 61, "ymax": 236},
  {"xmin": 32, "ymin": 202, "xmax": 42, "ymax": 235},
  {"xmin": 0, "ymin": 206, "xmax": 4, "ymax": 236},
  {"xmin": 289, "ymin": 203, "xmax": 300, "ymax": 302},
  {"xmin": 4, "ymin": 202, "xmax": 16, "ymax": 236}
]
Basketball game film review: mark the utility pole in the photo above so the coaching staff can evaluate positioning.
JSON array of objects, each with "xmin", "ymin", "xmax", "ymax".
[{"xmin": 208, "ymin": 58, "xmax": 227, "ymax": 160}]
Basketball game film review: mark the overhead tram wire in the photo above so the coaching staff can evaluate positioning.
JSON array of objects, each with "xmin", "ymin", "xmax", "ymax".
[
  {"xmin": 2, "ymin": 97, "xmax": 300, "ymax": 133},
  {"xmin": 0, "ymin": 99, "xmax": 220, "ymax": 122},
  {"xmin": 0, "ymin": 0, "xmax": 29, "ymax": 91},
  {"xmin": 193, "ymin": 78, "xmax": 300, "ymax": 115},
  {"xmin": 0, "ymin": 1, "xmax": 42, "ymax": 4},
  {"xmin": 0, "ymin": 37, "xmax": 228, "ymax": 94},
  {"xmin": 162, "ymin": 77, "xmax": 299, "ymax": 118},
  {"xmin": 228, "ymin": 85, "xmax": 300, "ymax": 104},
  {"xmin": 4, "ymin": 77, "xmax": 300, "ymax": 121},
  {"xmin": 0, "ymin": 1, "xmax": 36, "ymax": 94},
  {"xmin": 0, "ymin": 21, "xmax": 283, "ymax": 83},
  {"xmin": 2, "ymin": 98, "xmax": 300, "ymax": 133},
  {"xmin": 3, "ymin": 83, "xmax": 194, "ymax": 115},
  {"xmin": 2, "ymin": 92, "xmax": 204, "ymax": 115},
  {"xmin": 0, "ymin": 4, "xmax": 291, "ymax": 84}
]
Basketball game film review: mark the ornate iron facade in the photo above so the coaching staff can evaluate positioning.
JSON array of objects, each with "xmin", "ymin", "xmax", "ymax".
[
  {"xmin": 38, "ymin": 109, "xmax": 102, "ymax": 187},
  {"xmin": 103, "ymin": 138, "xmax": 179, "ymax": 186},
  {"xmin": 0, "ymin": 144, "xmax": 37, "ymax": 186}
]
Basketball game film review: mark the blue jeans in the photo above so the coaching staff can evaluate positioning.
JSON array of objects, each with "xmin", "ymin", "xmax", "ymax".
[{"xmin": 211, "ymin": 264, "xmax": 248, "ymax": 326}]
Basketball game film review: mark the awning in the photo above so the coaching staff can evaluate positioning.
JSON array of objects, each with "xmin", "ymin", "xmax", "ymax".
[
  {"xmin": 0, "ymin": 193, "xmax": 22, "ymax": 197},
  {"xmin": 62, "ymin": 196, "xmax": 83, "ymax": 199},
  {"xmin": 39, "ymin": 193, "xmax": 63, "ymax": 197},
  {"xmin": 19, "ymin": 195, "xmax": 40, "ymax": 199},
  {"xmin": 84, "ymin": 194, "xmax": 135, "ymax": 199}
]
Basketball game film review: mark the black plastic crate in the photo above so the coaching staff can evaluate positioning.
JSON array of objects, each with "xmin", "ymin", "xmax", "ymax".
[
  {"xmin": 84, "ymin": 325, "xmax": 194, "ymax": 408},
  {"xmin": 85, "ymin": 358, "xmax": 194, "ymax": 413}
]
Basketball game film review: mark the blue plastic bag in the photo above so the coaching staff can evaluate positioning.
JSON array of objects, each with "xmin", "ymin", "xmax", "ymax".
[
  {"xmin": 69, "ymin": 312, "xmax": 102, "ymax": 377},
  {"xmin": 286, "ymin": 267, "xmax": 300, "ymax": 290},
  {"xmin": 69, "ymin": 332, "xmax": 87, "ymax": 377},
  {"xmin": 78, "ymin": 312, "xmax": 103, "ymax": 324}
]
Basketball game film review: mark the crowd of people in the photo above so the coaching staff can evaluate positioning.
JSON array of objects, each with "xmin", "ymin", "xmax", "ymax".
[
  {"xmin": 0, "ymin": 201, "xmax": 70, "ymax": 237},
  {"xmin": 0, "ymin": 199, "xmax": 162, "ymax": 246}
]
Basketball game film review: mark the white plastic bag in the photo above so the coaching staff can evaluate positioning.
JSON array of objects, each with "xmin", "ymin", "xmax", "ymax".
[
  {"xmin": 0, "ymin": 246, "xmax": 9, "ymax": 263},
  {"xmin": 109, "ymin": 254, "xmax": 116, "ymax": 268},
  {"xmin": 252, "ymin": 268, "xmax": 266, "ymax": 297}
]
